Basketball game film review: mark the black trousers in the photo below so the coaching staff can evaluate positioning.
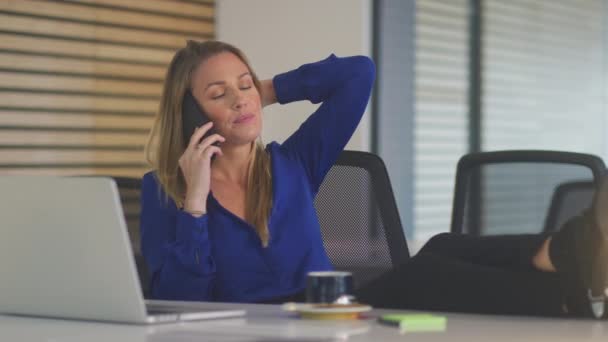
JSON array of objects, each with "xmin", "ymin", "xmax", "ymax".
[{"xmin": 355, "ymin": 232, "xmax": 570, "ymax": 317}]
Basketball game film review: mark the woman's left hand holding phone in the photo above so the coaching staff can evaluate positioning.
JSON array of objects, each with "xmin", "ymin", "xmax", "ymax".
[{"xmin": 179, "ymin": 122, "xmax": 225, "ymax": 217}]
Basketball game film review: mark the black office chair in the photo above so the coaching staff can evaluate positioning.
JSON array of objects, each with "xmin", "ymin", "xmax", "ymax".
[
  {"xmin": 543, "ymin": 180, "xmax": 597, "ymax": 233},
  {"xmin": 314, "ymin": 150, "xmax": 410, "ymax": 290},
  {"xmin": 450, "ymin": 150, "xmax": 606, "ymax": 236},
  {"xmin": 111, "ymin": 176, "xmax": 150, "ymax": 298}
]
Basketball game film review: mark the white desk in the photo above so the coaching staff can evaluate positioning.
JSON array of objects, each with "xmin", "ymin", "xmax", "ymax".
[{"xmin": 2, "ymin": 302, "xmax": 608, "ymax": 342}]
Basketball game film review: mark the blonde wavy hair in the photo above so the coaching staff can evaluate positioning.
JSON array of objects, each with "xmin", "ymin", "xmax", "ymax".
[{"xmin": 145, "ymin": 40, "xmax": 273, "ymax": 246}]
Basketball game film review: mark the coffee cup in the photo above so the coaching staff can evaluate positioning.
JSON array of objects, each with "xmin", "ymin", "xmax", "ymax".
[{"xmin": 305, "ymin": 271, "xmax": 354, "ymax": 304}]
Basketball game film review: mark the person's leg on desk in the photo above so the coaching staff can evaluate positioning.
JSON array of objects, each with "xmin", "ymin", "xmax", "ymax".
[{"xmin": 357, "ymin": 176, "xmax": 608, "ymax": 318}]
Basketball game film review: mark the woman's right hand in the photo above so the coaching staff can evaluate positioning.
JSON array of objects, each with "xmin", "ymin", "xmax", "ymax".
[{"xmin": 179, "ymin": 122, "xmax": 225, "ymax": 216}]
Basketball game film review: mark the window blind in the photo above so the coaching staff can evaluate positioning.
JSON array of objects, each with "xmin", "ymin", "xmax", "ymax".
[
  {"xmin": 0, "ymin": 0, "xmax": 214, "ymax": 177},
  {"xmin": 483, "ymin": 0, "xmax": 605, "ymax": 154},
  {"xmin": 414, "ymin": 0, "xmax": 470, "ymax": 242},
  {"xmin": 481, "ymin": 0, "xmax": 606, "ymax": 233}
]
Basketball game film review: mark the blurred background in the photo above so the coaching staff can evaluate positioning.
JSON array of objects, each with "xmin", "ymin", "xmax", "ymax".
[{"xmin": 1, "ymin": 0, "xmax": 606, "ymax": 247}]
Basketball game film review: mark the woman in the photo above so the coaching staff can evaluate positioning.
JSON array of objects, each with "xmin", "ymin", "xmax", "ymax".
[{"xmin": 141, "ymin": 40, "xmax": 608, "ymax": 318}]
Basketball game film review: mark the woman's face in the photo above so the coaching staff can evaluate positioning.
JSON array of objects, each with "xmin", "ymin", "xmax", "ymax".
[{"xmin": 190, "ymin": 52, "xmax": 262, "ymax": 146}]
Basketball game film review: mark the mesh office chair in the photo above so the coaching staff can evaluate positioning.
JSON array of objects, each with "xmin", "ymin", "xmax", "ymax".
[
  {"xmin": 450, "ymin": 150, "xmax": 606, "ymax": 236},
  {"xmin": 314, "ymin": 150, "xmax": 410, "ymax": 290},
  {"xmin": 111, "ymin": 176, "xmax": 149, "ymax": 298}
]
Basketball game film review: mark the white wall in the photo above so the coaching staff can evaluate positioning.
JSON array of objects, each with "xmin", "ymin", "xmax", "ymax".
[{"xmin": 216, "ymin": 0, "xmax": 373, "ymax": 151}]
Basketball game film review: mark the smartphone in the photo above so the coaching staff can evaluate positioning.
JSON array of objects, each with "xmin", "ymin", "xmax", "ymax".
[{"xmin": 182, "ymin": 90, "xmax": 213, "ymax": 147}]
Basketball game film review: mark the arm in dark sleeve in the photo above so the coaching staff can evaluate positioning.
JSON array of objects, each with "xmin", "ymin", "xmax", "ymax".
[
  {"xmin": 140, "ymin": 173, "xmax": 216, "ymax": 301},
  {"xmin": 275, "ymin": 54, "xmax": 375, "ymax": 193}
]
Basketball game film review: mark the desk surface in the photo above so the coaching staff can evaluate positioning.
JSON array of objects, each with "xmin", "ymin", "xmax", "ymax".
[{"xmin": 2, "ymin": 301, "xmax": 608, "ymax": 342}]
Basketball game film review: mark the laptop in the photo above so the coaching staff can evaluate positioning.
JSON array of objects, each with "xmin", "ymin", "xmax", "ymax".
[{"xmin": 0, "ymin": 175, "xmax": 246, "ymax": 324}]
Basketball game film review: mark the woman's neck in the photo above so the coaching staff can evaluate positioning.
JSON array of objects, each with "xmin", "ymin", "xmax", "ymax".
[{"xmin": 211, "ymin": 142, "xmax": 254, "ymax": 186}]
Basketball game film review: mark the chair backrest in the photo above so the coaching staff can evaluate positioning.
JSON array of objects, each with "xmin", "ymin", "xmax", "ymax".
[
  {"xmin": 314, "ymin": 150, "xmax": 410, "ymax": 289},
  {"xmin": 543, "ymin": 180, "xmax": 596, "ymax": 233},
  {"xmin": 450, "ymin": 150, "xmax": 606, "ymax": 236},
  {"xmin": 110, "ymin": 176, "xmax": 149, "ymax": 298}
]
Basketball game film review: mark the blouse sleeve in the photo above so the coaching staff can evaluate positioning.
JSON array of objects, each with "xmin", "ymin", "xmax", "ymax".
[
  {"xmin": 140, "ymin": 172, "xmax": 217, "ymax": 301},
  {"xmin": 274, "ymin": 54, "xmax": 375, "ymax": 194}
]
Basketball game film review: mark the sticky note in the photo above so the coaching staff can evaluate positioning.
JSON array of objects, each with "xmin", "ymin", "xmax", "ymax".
[{"xmin": 379, "ymin": 313, "xmax": 447, "ymax": 333}]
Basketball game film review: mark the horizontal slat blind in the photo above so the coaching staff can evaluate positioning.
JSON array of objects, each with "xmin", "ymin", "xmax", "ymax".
[
  {"xmin": 414, "ymin": 0, "xmax": 469, "ymax": 241},
  {"xmin": 0, "ymin": 0, "xmax": 214, "ymax": 177},
  {"xmin": 483, "ymin": 0, "xmax": 605, "ymax": 154},
  {"xmin": 0, "ymin": 0, "xmax": 213, "ymax": 34},
  {"xmin": 481, "ymin": 0, "xmax": 605, "ymax": 233}
]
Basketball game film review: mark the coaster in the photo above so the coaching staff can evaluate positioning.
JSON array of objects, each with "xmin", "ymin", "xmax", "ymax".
[{"xmin": 282, "ymin": 303, "xmax": 372, "ymax": 320}]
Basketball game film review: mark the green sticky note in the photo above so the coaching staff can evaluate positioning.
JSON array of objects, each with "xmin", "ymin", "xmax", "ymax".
[{"xmin": 379, "ymin": 313, "xmax": 447, "ymax": 333}]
